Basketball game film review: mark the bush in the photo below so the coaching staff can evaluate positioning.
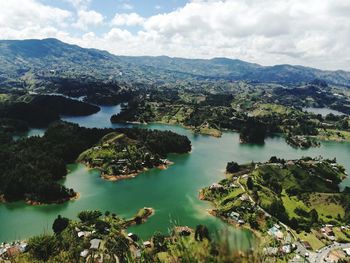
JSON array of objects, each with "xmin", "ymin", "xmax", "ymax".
[
  {"xmin": 28, "ymin": 234, "xmax": 58, "ymax": 261},
  {"xmin": 78, "ymin": 210, "xmax": 102, "ymax": 222}
]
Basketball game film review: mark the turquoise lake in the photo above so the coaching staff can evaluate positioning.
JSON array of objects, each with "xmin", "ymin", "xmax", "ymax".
[{"xmin": 1, "ymin": 105, "xmax": 349, "ymax": 248}]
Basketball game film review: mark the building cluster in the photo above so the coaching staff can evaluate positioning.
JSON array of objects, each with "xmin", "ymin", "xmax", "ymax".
[
  {"xmin": 0, "ymin": 241, "xmax": 27, "ymax": 260},
  {"xmin": 264, "ymin": 224, "xmax": 294, "ymax": 256},
  {"xmin": 321, "ymin": 225, "xmax": 336, "ymax": 241}
]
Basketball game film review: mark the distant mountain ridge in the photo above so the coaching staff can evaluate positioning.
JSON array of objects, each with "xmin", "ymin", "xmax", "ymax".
[{"xmin": 0, "ymin": 38, "xmax": 350, "ymax": 88}]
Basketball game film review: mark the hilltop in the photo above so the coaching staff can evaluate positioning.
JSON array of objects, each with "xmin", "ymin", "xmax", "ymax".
[{"xmin": 1, "ymin": 38, "xmax": 350, "ymax": 91}]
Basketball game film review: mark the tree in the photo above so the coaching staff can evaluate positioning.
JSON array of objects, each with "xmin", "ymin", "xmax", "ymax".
[
  {"xmin": 269, "ymin": 156, "xmax": 278, "ymax": 163},
  {"xmin": 52, "ymin": 215, "xmax": 69, "ymax": 234},
  {"xmin": 247, "ymin": 177, "xmax": 254, "ymax": 190},
  {"xmin": 195, "ymin": 225, "xmax": 210, "ymax": 241},
  {"xmin": 310, "ymin": 209, "xmax": 319, "ymax": 224},
  {"xmin": 239, "ymin": 117, "xmax": 267, "ymax": 144},
  {"xmin": 248, "ymin": 215, "xmax": 259, "ymax": 229},
  {"xmin": 270, "ymin": 181, "xmax": 282, "ymax": 195},
  {"xmin": 226, "ymin": 162, "xmax": 240, "ymax": 173},
  {"xmin": 152, "ymin": 232, "xmax": 167, "ymax": 252},
  {"xmin": 95, "ymin": 220, "xmax": 110, "ymax": 233},
  {"xmin": 289, "ymin": 217, "xmax": 299, "ymax": 230},
  {"xmin": 268, "ymin": 200, "xmax": 289, "ymax": 223}
]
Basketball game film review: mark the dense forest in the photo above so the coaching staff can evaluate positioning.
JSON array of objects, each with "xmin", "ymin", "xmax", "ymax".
[
  {"xmin": 0, "ymin": 95, "xmax": 100, "ymax": 127},
  {"xmin": 0, "ymin": 122, "xmax": 191, "ymax": 203}
]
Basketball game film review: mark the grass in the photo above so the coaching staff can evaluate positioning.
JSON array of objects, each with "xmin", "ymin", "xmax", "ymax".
[
  {"xmin": 101, "ymin": 132, "xmax": 125, "ymax": 144},
  {"xmin": 198, "ymin": 126, "xmax": 222, "ymax": 137},
  {"xmin": 308, "ymin": 193, "xmax": 345, "ymax": 221},
  {"xmin": 0, "ymin": 93, "xmax": 9, "ymax": 102},
  {"xmin": 333, "ymin": 228, "xmax": 350, "ymax": 243},
  {"xmin": 250, "ymin": 103, "xmax": 298, "ymax": 117},
  {"xmin": 316, "ymin": 129, "xmax": 350, "ymax": 142},
  {"xmin": 219, "ymin": 188, "xmax": 245, "ymax": 209},
  {"xmin": 135, "ymin": 208, "xmax": 150, "ymax": 218},
  {"xmin": 281, "ymin": 190, "xmax": 308, "ymax": 218},
  {"xmin": 296, "ymin": 231, "xmax": 325, "ymax": 250}
]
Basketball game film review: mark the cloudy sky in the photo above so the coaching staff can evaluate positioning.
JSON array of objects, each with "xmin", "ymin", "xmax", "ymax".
[{"xmin": 1, "ymin": 0, "xmax": 350, "ymax": 71}]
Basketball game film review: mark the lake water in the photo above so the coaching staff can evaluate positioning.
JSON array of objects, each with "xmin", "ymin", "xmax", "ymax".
[
  {"xmin": 1, "ymin": 105, "xmax": 350, "ymax": 247},
  {"xmin": 303, "ymin": 107, "xmax": 346, "ymax": 116}
]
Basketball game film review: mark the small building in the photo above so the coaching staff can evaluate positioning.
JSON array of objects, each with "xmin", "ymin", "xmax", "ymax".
[
  {"xmin": 263, "ymin": 247, "xmax": 278, "ymax": 256},
  {"xmin": 175, "ymin": 226, "xmax": 193, "ymax": 236},
  {"xmin": 239, "ymin": 194, "xmax": 249, "ymax": 201},
  {"xmin": 0, "ymin": 248, "xmax": 7, "ymax": 257},
  {"xmin": 90, "ymin": 239, "xmax": 101, "ymax": 250},
  {"xmin": 238, "ymin": 219, "xmax": 245, "ymax": 225},
  {"xmin": 209, "ymin": 183, "xmax": 224, "ymax": 190},
  {"xmin": 117, "ymin": 159, "xmax": 128, "ymax": 165},
  {"xmin": 302, "ymin": 241, "xmax": 312, "ymax": 250},
  {"xmin": 281, "ymin": 244, "xmax": 291, "ymax": 254},
  {"xmin": 268, "ymin": 226, "xmax": 284, "ymax": 240},
  {"xmin": 80, "ymin": 249, "xmax": 89, "ymax": 258},
  {"xmin": 284, "ymin": 234, "xmax": 292, "ymax": 244},
  {"xmin": 343, "ymin": 248, "xmax": 350, "ymax": 256},
  {"xmin": 18, "ymin": 242, "xmax": 27, "ymax": 252},
  {"xmin": 128, "ymin": 233, "xmax": 139, "ymax": 242},
  {"xmin": 135, "ymin": 249, "xmax": 141, "ymax": 258},
  {"xmin": 143, "ymin": 241, "xmax": 151, "ymax": 248},
  {"xmin": 6, "ymin": 246, "xmax": 21, "ymax": 258},
  {"xmin": 321, "ymin": 226, "xmax": 335, "ymax": 240},
  {"xmin": 287, "ymin": 160, "xmax": 295, "ymax": 165},
  {"xmin": 229, "ymin": 211, "xmax": 240, "ymax": 221},
  {"xmin": 78, "ymin": 231, "xmax": 92, "ymax": 238}
]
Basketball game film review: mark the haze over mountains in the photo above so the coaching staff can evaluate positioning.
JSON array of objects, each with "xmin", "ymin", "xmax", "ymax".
[{"xmin": 1, "ymin": 38, "xmax": 350, "ymax": 88}]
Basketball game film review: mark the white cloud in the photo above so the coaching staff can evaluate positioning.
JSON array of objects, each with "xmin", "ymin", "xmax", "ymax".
[
  {"xmin": 121, "ymin": 3, "xmax": 134, "ymax": 10},
  {"xmin": 73, "ymin": 10, "xmax": 104, "ymax": 30},
  {"xmin": 111, "ymin": 13, "xmax": 145, "ymax": 26},
  {"xmin": 66, "ymin": 0, "xmax": 91, "ymax": 9},
  {"xmin": 1, "ymin": 0, "xmax": 350, "ymax": 70},
  {"xmin": 0, "ymin": 0, "xmax": 72, "ymax": 39}
]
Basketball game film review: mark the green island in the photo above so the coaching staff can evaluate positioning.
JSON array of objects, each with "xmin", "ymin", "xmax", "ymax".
[
  {"xmin": 200, "ymin": 157, "xmax": 350, "ymax": 262},
  {"xmin": 4, "ymin": 209, "xmax": 260, "ymax": 263},
  {"xmin": 0, "ymin": 122, "xmax": 191, "ymax": 204},
  {"xmin": 77, "ymin": 130, "xmax": 191, "ymax": 181},
  {"xmin": 111, "ymin": 87, "xmax": 350, "ymax": 148}
]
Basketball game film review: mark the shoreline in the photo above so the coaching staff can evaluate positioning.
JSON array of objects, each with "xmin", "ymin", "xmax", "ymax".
[
  {"xmin": 208, "ymin": 209, "xmax": 263, "ymax": 240},
  {"xmin": 141, "ymin": 120, "xmax": 223, "ymax": 138},
  {"xmin": 124, "ymin": 207, "xmax": 155, "ymax": 227},
  {"xmin": 83, "ymin": 161, "xmax": 174, "ymax": 182},
  {"xmin": 0, "ymin": 194, "xmax": 5, "ymax": 203},
  {"xmin": 199, "ymin": 190, "xmax": 262, "ymax": 242},
  {"xmin": 0, "ymin": 192, "xmax": 80, "ymax": 206},
  {"xmin": 24, "ymin": 192, "xmax": 80, "ymax": 206}
]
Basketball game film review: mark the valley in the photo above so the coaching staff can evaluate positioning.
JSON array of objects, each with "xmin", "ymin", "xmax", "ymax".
[{"xmin": 1, "ymin": 39, "xmax": 350, "ymax": 262}]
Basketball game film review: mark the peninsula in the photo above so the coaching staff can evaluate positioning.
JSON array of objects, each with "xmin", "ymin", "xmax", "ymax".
[{"xmin": 200, "ymin": 157, "xmax": 350, "ymax": 261}]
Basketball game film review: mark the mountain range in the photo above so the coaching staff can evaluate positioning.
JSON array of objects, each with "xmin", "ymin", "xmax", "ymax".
[{"xmin": 1, "ymin": 38, "xmax": 350, "ymax": 88}]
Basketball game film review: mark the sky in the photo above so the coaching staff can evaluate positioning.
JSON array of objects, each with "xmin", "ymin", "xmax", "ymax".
[{"xmin": 0, "ymin": 0, "xmax": 350, "ymax": 71}]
